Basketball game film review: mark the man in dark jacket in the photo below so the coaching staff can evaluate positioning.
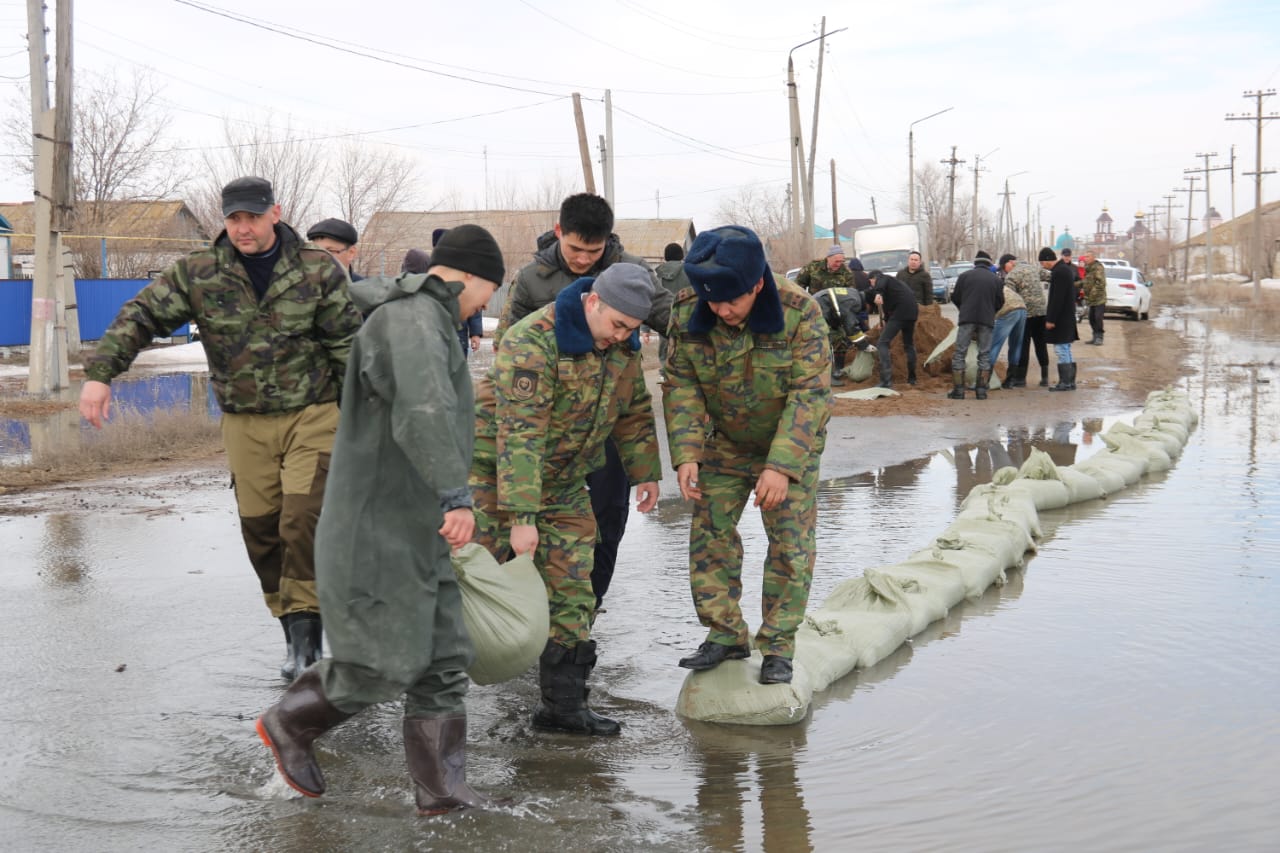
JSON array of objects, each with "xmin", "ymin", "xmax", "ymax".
[
  {"xmin": 255, "ymin": 225, "xmax": 506, "ymax": 815},
  {"xmin": 493, "ymin": 194, "xmax": 671, "ymax": 614},
  {"xmin": 656, "ymin": 241, "xmax": 691, "ymax": 367},
  {"xmin": 867, "ymin": 269, "xmax": 920, "ymax": 388},
  {"xmin": 307, "ymin": 218, "xmax": 363, "ymax": 282},
  {"xmin": 1041, "ymin": 247, "xmax": 1080, "ymax": 391},
  {"xmin": 948, "ymin": 250, "xmax": 1004, "ymax": 399},
  {"xmin": 896, "ymin": 250, "xmax": 934, "ymax": 306}
]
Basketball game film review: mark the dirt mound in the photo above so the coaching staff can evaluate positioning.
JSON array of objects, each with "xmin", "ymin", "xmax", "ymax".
[{"xmin": 853, "ymin": 303, "xmax": 963, "ymax": 394}]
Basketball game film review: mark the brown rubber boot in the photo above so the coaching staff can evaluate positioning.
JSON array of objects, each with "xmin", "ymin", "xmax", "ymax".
[
  {"xmin": 946, "ymin": 369, "xmax": 965, "ymax": 400},
  {"xmin": 255, "ymin": 668, "xmax": 354, "ymax": 797},
  {"xmin": 975, "ymin": 370, "xmax": 990, "ymax": 400},
  {"xmin": 404, "ymin": 714, "xmax": 495, "ymax": 816}
]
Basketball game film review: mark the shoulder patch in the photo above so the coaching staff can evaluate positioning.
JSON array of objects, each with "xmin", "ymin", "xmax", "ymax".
[{"xmin": 511, "ymin": 369, "xmax": 539, "ymax": 401}]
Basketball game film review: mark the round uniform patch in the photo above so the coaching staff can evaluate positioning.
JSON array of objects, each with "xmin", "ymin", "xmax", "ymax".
[{"xmin": 511, "ymin": 369, "xmax": 539, "ymax": 401}]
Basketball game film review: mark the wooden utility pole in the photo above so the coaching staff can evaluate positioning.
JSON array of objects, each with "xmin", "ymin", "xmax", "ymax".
[
  {"xmin": 1183, "ymin": 152, "xmax": 1230, "ymax": 284},
  {"xmin": 571, "ymin": 93, "xmax": 596, "ymax": 194},
  {"xmin": 1226, "ymin": 89, "xmax": 1277, "ymax": 299},
  {"xmin": 940, "ymin": 146, "xmax": 965, "ymax": 260},
  {"xmin": 26, "ymin": 0, "xmax": 73, "ymax": 396},
  {"xmin": 1179, "ymin": 175, "xmax": 1202, "ymax": 285}
]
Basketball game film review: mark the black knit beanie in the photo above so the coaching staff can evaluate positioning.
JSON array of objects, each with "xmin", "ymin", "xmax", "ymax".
[
  {"xmin": 428, "ymin": 224, "xmax": 505, "ymax": 284},
  {"xmin": 1037, "ymin": 247, "xmax": 1057, "ymax": 262}
]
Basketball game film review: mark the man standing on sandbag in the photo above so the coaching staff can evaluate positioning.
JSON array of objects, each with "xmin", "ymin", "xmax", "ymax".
[
  {"xmin": 471, "ymin": 263, "xmax": 662, "ymax": 736},
  {"xmin": 664, "ymin": 225, "xmax": 831, "ymax": 686},
  {"xmin": 255, "ymin": 225, "xmax": 507, "ymax": 815}
]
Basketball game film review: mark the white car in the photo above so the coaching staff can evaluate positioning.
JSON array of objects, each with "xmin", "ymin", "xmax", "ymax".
[
  {"xmin": 1097, "ymin": 257, "xmax": 1135, "ymax": 269},
  {"xmin": 1104, "ymin": 266, "xmax": 1153, "ymax": 320}
]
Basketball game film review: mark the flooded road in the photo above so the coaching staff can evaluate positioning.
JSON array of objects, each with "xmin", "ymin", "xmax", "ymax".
[{"xmin": 1, "ymin": 306, "xmax": 1277, "ymax": 851}]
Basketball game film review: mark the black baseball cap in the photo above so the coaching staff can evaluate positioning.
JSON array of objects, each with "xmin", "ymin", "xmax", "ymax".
[
  {"xmin": 221, "ymin": 176, "xmax": 275, "ymax": 217},
  {"xmin": 307, "ymin": 218, "xmax": 359, "ymax": 246}
]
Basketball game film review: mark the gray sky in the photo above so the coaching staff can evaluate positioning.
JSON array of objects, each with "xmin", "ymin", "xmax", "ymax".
[{"xmin": 2, "ymin": 0, "xmax": 1279, "ymax": 245}]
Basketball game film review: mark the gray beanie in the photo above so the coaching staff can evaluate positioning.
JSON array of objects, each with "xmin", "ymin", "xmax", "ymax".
[{"xmin": 593, "ymin": 263, "xmax": 654, "ymax": 321}]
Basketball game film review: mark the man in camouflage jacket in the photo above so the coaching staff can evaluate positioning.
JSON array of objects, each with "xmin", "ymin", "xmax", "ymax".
[
  {"xmin": 794, "ymin": 244, "xmax": 854, "ymax": 295},
  {"xmin": 79, "ymin": 176, "xmax": 362, "ymax": 680},
  {"xmin": 1080, "ymin": 249, "xmax": 1107, "ymax": 345},
  {"xmin": 471, "ymin": 263, "xmax": 661, "ymax": 737},
  {"xmin": 663, "ymin": 225, "xmax": 831, "ymax": 686},
  {"xmin": 1004, "ymin": 256, "xmax": 1050, "ymax": 386}
]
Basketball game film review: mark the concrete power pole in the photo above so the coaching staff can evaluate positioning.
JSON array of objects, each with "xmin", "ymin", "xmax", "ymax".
[
  {"xmin": 603, "ymin": 89, "xmax": 614, "ymax": 205},
  {"xmin": 26, "ymin": 0, "xmax": 74, "ymax": 396},
  {"xmin": 829, "ymin": 159, "xmax": 839, "ymax": 244},
  {"xmin": 1178, "ymin": 175, "xmax": 1202, "ymax": 285},
  {"xmin": 1226, "ymin": 89, "xmax": 1277, "ymax": 300},
  {"xmin": 1183, "ymin": 152, "xmax": 1230, "ymax": 284},
  {"xmin": 803, "ymin": 16, "xmax": 828, "ymax": 246},
  {"xmin": 571, "ymin": 93, "xmax": 596, "ymax": 194},
  {"xmin": 786, "ymin": 57, "xmax": 806, "ymax": 242},
  {"xmin": 940, "ymin": 146, "xmax": 965, "ymax": 261}
]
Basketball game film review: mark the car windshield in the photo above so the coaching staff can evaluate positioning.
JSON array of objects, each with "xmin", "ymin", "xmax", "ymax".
[{"xmin": 859, "ymin": 250, "xmax": 912, "ymax": 274}]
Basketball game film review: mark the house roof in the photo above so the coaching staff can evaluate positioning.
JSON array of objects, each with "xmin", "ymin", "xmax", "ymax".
[
  {"xmin": 0, "ymin": 200, "xmax": 209, "ymax": 254},
  {"xmin": 359, "ymin": 209, "xmax": 696, "ymax": 277}
]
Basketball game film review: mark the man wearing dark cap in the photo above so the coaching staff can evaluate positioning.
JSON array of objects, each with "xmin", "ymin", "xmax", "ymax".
[
  {"xmin": 664, "ymin": 225, "xmax": 831, "ymax": 686},
  {"xmin": 307, "ymin": 218, "xmax": 363, "ymax": 281},
  {"xmin": 795, "ymin": 243, "xmax": 854, "ymax": 296},
  {"xmin": 80, "ymin": 175, "xmax": 363, "ymax": 680},
  {"xmin": 257, "ymin": 224, "xmax": 506, "ymax": 815},
  {"xmin": 655, "ymin": 242, "xmax": 691, "ymax": 370},
  {"xmin": 866, "ymin": 267, "xmax": 920, "ymax": 388},
  {"xmin": 493, "ymin": 193, "xmax": 671, "ymax": 616},
  {"xmin": 947, "ymin": 250, "xmax": 1004, "ymax": 400},
  {"xmin": 471, "ymin": 262, "xmax": 662, "ymax": 736}
]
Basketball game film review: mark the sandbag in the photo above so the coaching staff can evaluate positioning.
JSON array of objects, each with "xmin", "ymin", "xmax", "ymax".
[
  {"xmin": 676, "ymin": 652, "xmax": 814, "ymax": 726},
  {"xmin": 451, "ymin": 543, "xmax": 549, "ymax": 685},
  {"xmin": 1057, "ymin": 465, "xmax": 1108, "ymax": 502},
  {"xmin": 1070, "ymin": 458, "xmax": 1128, "ymax": 493},
  {"xmin": 1102, "ymin": 430, "xmax": 1173, "ymax": 472},
  {"xmin": 843, "ymin": 349, "xmax": 876, "ymax": 382}
]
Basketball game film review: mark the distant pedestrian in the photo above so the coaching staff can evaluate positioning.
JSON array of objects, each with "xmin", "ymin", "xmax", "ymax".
[
  {"xmin": 896, "ymin": 250, "xmax": 935, "ymax": 306},
  {"xmin": 655, "ymin": 242, "xmax": 691, "ymax": 368},
  {"xmin": 947, "ymin": 250, "xmax": 1004, "ymax": 400},
  {"xmin": 1041, "ymin": 246, "xmax": 1080, "ymax": 391},
  {"xmin": 867, "ymin": 268, "xmax": 919, "ymax": 388},
  {"xmin": 1006, "ymin": 251, "xmax": 1051, "ymax": 387},
  {"xmin": 991, "ymin": 255, "xmax": 1028, "ymax": 388},
  {"xmin": 1080, "ymin": 249, "xmax": 1107, "ymax": 345},
  {"xmin": 307, "ymin": 218, "xmax": 363, "ymax": 281}
]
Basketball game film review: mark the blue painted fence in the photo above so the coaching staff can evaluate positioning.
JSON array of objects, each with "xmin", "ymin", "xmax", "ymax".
[{"xmin": 0, "ymin": 279, "xmax": 190, "ymax": 346}]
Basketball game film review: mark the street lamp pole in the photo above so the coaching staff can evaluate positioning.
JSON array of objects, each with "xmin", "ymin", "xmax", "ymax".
[
  {"xmin": 908, "ymin": 107, "xmax": 953, "ymax": 221},
  {"xmin": 1026, "ymin": 191, "xmax": 1049, "ymax": 257}
]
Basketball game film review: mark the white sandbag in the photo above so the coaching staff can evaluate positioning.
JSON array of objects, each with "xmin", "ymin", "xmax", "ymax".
[
  {"xmin": 1082, "ymin": 450, "xmax": 1146, "ymax": 485},
  {"xmin": 938, "ymin": 517, "xmax": 1034, "ymax": 571},
  {"xmin": 675, "ymin": 652, "xmax": 814, "ymax": 726},
  {"xmin": 843, "ymin": 349, "xmax": 876, "ymax": 382},
  {"xmin": 879, "ymin": 560, "xmax": 968, "ymax": 621},
  {"xmin": 1102, "ymin": 431, "xmax": 1172, "ymax": 472},
  {"xmin": 1017, "ymin": 447, "xmax": 1062, "ymax": 481},
  {"xmin": 451, "ymin": 543, "xmax": 549, "ymax": 686},
  {"xmin": 813, "ymin": 574, "xmax": 917, "ymax": 665},
  {"xmin": 1070, "ymin": 458, "xmax": 1128, "ymax": 493},
  {"xmin": 1057, "ymin": 465, "xmax": 1108, "ymax": 501},
  {"xmin": 956, "ymin": 488, "xmax": 1042, "ymax": 539},
  {"xmin": 1110, "ymin": 421, "xmax": 1183, "ymax": 458}
]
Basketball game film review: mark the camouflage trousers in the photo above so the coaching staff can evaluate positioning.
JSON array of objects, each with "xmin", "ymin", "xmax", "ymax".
[
  {"xmin": 688, "ymin": 455, "xmax": 820, "ymax": 659},
  {"xmin": 471, "ymin": 471, "xmax": 597, "ymax": 647}
]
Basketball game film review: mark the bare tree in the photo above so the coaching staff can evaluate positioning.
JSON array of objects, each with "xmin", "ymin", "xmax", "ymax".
[
  {"xmin": 191, "ymin": 115, "xmax": 326, "ymax": 235},
  {"xmin": 714, "ymin": 184, "xmax": 813, "ymax": 270},
  {"xmin": 331, "ymin": 140, "xmax": 419, "ymax": 235}
]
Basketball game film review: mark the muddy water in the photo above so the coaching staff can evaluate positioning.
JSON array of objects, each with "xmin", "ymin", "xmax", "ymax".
[{"xmin": 1, "ymin": 311, "xmax": 1277, "ymax": 851}]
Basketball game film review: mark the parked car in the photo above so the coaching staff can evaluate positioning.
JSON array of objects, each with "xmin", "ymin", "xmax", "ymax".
[
  {"xmin": 785, "ymin": 267, "xmax": 801, "ymax": 281},
  {"xmin": 1104, "ymin": 266, "xmax": 1153, "ymax": 320},
  {"xmin": 1097, "ymin": 257, "xmax": 1135, "ymax": 269},
  {"xmin": 930, "ymin": 264, "xmax": 950, "ymax": 302}
]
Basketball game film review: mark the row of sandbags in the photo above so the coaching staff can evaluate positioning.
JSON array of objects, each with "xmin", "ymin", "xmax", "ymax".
[{"xmin": 676, "ymin": 388, "xmax": 1198, "ymax": 725}]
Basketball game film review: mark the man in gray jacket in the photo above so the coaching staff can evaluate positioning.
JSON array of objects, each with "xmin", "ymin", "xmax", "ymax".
[{"xmin": 255, "ymin": 225, "xmax": 506, "ymax": 817}]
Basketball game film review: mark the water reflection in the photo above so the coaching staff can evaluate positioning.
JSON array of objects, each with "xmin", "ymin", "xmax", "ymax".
[
  {"xmin": 39, "ymin": 512, "xmax": 90, "ymax": 586},
  {"xmin": 686, "ymin": 721, "xmax": 813, "ymax": 853}
]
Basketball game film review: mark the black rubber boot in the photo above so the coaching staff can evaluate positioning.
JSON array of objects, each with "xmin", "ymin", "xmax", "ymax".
[
  {"xmin": 1087, "ymin": 332, "xmax": 1103, "ymax": 345},
  {"xmin": 1039, "ymin": 364, "xmax": 1050, "ymax": 387},
  {"xmin": 255, "ymin": 668, "xmax": 354, "ymax": 797},
  {"xmin": 947, "ymin": 369, "xmax": 965, "ymax": 400},
  {"xmin": 830, "ymin": 351, "xmax": 846, "ymax": 386},
  {"xmin": 975, "ymin": 370, "xmax": 990, "ymax": 400},
  {"xmin": 1049, "ymin": 364, "xmax": 1074, "ymax": 391},
  {"xmin": 907, "ymin": 364, "xmax": 917, "ymax": 386},
  {"xmin": 1064, "ymin": 362, "xmax": 1077, "ymax": 390},
  {"xmin": 1001, "ymin": 365, "xmax": 1020, "ymax": 389},
  {"xmin": 531, "ymin": 640, "xmax": 621, "ymax": 736},
  {"xmin": 284, "ymin": 612, "xmax": 323, "ymax": 677},
  {"xmin": 404, "ymin": 714, "xmax": 496, "ymax": 816},
  {"xmin": 279, "ymin": 616, "xmax": 297, "ymax": 681},
  {"xmin": 1010, "ymin": 361, "xmax": 1028, "ymax": 388}
]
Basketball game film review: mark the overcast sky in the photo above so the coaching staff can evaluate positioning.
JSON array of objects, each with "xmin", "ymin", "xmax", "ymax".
[{"xmin": 2, "ymin": 0, "xmax": 1279, "ymax": 248}]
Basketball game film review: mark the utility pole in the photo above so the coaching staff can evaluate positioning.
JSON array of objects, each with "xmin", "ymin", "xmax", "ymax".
[
  {"xmin": 1179, "ymin": 175, "xmax": 1203, "ymax": 285},
  {"xmin": 1226, "ymin": 89, "xmax": 1277, "ymax": 299},
  {"xmin": 997, "ymin": 180, "xmax": 1016, "ymax": 254},
  {"xmin": 1184, "ymin": 153, "xmax": 1230, "ymax": 284},
  {"xmin": 829, "ymin": 159, "xmax": 839, "ymax": 244},
  {"xmin": 1229, "ymin": 144, "xmax": 1237, "ymax": 272},
  {"xmin": 26, "ymin": 0, "xmax": 74, "ymax": 396},
  {"xmin": 870, "ymin": 196, "xmax": 878, "ymax": 223},
  {"xmin": 940, "ymin": 146, "xmax": 965, "ymax": 261},
  {"xmin": 603, "ymin": 89, "xmax": 614, "ymax": 205},
  {"xmin": 786, "ymin": 57, "xmax": 806, "ymax": 242},
  {"xmin": 970, "ymin": 151, "xmax": 991, "ymax": 259},
  {"xmin": 803, "ymin": 16, "xmax": 828, "ymax": 247},
  {"xmin": 571, "ymin": 93, "xmax": 596, "ymax": 194}
]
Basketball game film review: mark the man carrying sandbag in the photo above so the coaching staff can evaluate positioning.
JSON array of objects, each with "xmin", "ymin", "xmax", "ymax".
[
  {"xmin": 255, "ymin": 225, "xmax": 506, "ymax": 816},
  {"xmin": 471, "ymin": 263, "xmax": 662, "ymax": 737},
  {"xmin": 664, "ymin": 225, "xmax": 831, "ymax": 686}
]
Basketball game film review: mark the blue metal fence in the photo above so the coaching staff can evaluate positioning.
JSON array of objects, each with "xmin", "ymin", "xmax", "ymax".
[{"xmin": 0, "ymin": 279, "xmax": 190, "ymax": 346}]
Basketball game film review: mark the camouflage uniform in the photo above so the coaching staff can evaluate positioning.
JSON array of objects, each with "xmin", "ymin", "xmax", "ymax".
[
  {"xmin": 793, "ymin": 257, "xmax": 854, "ymax": 296},
  {"xmin": 663, "ymin": 279, "xmax": 831, "ymax": 659},
  {"xmin": 85, "ymin": 223, "xmax": 361, "ymax": 619},
  {"xmin": 1006, "ymin": 262, "xmax": 1050, "ymax": 383},
  {"xmin": 471, "ymin": 278, "xmax": 662, "ymax": 647},
  {"xmin": 1082, "ymin": 259, "xmax": 1107, "ymax": 341}
]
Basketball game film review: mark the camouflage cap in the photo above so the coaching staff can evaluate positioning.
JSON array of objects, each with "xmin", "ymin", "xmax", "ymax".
[{"xmin": 222, "ymin": 176, "xmax": 274, "ymax": 217}]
